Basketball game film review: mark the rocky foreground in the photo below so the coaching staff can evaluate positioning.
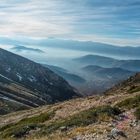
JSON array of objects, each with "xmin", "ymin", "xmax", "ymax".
[{"xmin": 0, "ymin": 73, "xmax": 140, "ymax": 140}]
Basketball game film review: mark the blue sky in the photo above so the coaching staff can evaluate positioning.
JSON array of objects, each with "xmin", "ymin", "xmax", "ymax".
[{"xmin": 0, "ymin": 0, "xmax": 140, "ymax": 46}]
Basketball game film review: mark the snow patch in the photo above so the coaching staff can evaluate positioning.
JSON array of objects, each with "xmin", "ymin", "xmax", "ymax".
[
  {"xmin": 0, "ymin": 74, "xmax": 13, "ymax": 81},
  {"xmin": 16, "ymin": 73, "xmax": 22, "ymax": 81},
  {"xmin": 6, "ymin": 67, "xmax": 11, "ymax": 72},
  {"xmin": 107, "ymin": 75, "xmax": 112, "ymax": 79},
  {"xmin": 50, "ymin": 82, "xmax": 53, "ymax": 85},
  {"xmin": 28, "ymin": 76, "xmax": 37, "ymax": 82}
]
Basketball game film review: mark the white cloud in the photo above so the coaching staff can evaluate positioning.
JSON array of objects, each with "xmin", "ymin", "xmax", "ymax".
[
  {"xmin": 66, "ymin": 34, "xmax": 140, "ymax": 46},
  {"xmin": 0, "ymin": 0, "xmax": 139, "ymax": 46},
  {"xmin": 0, "ymin": 0, "xmax": 75, "ymax": 37}
]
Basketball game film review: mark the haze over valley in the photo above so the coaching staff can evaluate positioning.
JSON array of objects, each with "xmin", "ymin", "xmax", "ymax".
[{"xmin": 1, "ymin": 39, "xmax": 140, "ymax": 95}]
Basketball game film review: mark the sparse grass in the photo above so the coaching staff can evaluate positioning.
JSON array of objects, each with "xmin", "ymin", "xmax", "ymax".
[
  {"xmin": 19, "ymin": 111, "xmax": 55, "ymax": 124},
  {"xmin": 115, "ymin": 95, "xmax": 140, "ymax": 109},
  {"xmin": 72, "ymin": 126, "xmax": 96, "ymax": 135},
  {"xmin": 1, "ymin": 123, "xmax": 39, "ymax": 138},
  {"xmin": 134, "ymin": 106, "xmax": 140, "ymax": 120},
  {"xmin": 38, "ymin": 105, "xmax": 121, "ymax": 136},
  {"xmin": 0, "ymin": 111, "xmax": 55, "ymax": 138},
  {"xmin": 68, "ymin": 125, "xmax": 109, "ymax": 138},
  {"xmin": 128, "ymin": 86, "xmax": 140, "ymax": 93}
]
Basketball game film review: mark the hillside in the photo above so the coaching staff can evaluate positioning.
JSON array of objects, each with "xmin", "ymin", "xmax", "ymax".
[
  {"xmin": 0, "ymin": 73, "xmax": 140, "ymax": 140},
  {"xmin": 44, "ymin": 64, "xmax": 86, "ymax": 85},
  {"xmin": 76, "ymin": 65, "xmax": 135, "ymax": 95},
  {"xmin": 105, "ymin": 73, "xmax": 140, "ymax": 95},
  {"xmin": 74, "ymin": 54, "xmax": 140, "ymax": 71},
  {"xmin": 82, "ymin": 65, "xmax": 134, "ymax": 79},
  {"xmin": 41, "ymin": 63, "xmax": 135, "ymax": 96},
  {"xmin": 0, "ymin": 48, "xmax": 79, "ymax": 115},
  {"xmin": 0, "ymin": 75, "xmax": 47, "ymax": 115}
]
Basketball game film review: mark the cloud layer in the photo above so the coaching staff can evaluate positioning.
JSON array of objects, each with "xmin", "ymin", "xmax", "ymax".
[{"xmin": 0, "ymin": 0, "xmax": 140, "ymax": 46}]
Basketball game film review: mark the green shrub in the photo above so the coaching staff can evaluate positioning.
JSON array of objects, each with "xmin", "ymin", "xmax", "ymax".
[
  {"xmin": 19, "ymin": 111, "xmax": 55, "ymax": 124},
  {"xmin": 134, "ymin": 106, "xmax": 140, "ymax": 120},
  {"xmin": 116, "ymin": 95, "xmax": 140, "ymax": 109},
  {"xmin": 0, "ymin": 106, "xmax": 121, "ymax": 138},
  {"xmin": 128, "ymin": 86, "xmax": 140, "ymax": 93},
  {"xmin": 1, "ymin": 123, "xmax": 39, "ymax": 138},
  {"xmin": 0, "ymin": 111, "xmax": 55, "ymax": 138}
]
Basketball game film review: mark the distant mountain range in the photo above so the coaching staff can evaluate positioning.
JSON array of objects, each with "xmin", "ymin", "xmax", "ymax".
[
  {"xmin": 40, "ymin": 63, "xmax": 135, "ymax": 96},
  {"xmin": 77, "ymin": 66, "xmax": 135, "ymax": 95},
  {"xmin": 37, "ymin": 39, "xmax": 140, "ymax": 58},
  {"xmin": 0, "ymin": 36, "xmax": 140, "ymax": 95},
  {"xmin": 38, "ymin": 54, "xmax": 139, "ymax": 95},
  {"xmin": 11, "ymin": 45, "xmax": 44, "ymax": 53},
  {"xmin": 0, "ymin": 37, "xmax": 140, "ymax": 59},
  {"xmin": 68, "ymin": 54, "xmax": 139, "ymax": 94},
  {"xmin": 0, "ymin": 48, "xmax": 79, "ymax": 115},
  {"xmin": 74, "ymin": 54, "xmax": 140, "ymax": 72},
  {"xmin": 82, "ymin": 65, "xmax": 134, "ymax": 80}
]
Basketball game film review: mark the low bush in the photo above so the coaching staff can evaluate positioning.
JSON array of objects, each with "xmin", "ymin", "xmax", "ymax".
[
  {"xmin": 116, "ymin": 95, "xmax": 140, "ymax": 109},
  {"xmin": 134, "ymin": 106, "xmax": 140, "ymax": 120},
  {"xmin": 0, "ymin": 111, "xmax": 55, "ymax": 138},
  {"xmin": 128, "ymin": 86, "xmax": 140, "ymax": 93}
]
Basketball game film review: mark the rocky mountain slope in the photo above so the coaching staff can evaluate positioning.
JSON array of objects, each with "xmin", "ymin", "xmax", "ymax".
[
  {"xmin": 0, "ymin": 73, "xmax": 139, "ymax": 140},
  {"xmin": 44, "ymin": 64, "xmax": 86, "ymax": 85},
  {"xmin": 0, "ymin": 48, "xmax": 79, "ymax": 115}
]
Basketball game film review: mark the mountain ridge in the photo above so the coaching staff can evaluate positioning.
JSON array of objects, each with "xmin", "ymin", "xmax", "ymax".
[
  {"xmin": 0, "ymin": 48, "xmax": 79, "ymax": 115},
  {"xmin": 74, "ymin": 54, "xmax": 140, "ymax": 71}
]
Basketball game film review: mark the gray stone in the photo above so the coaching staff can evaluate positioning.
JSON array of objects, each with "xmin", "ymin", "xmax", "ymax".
[
  {"xmin": 59, "ymin": 126, "xmax": 67, "ymax": 132},
  {"xmin": 110, "ymin": 128, "xmax": 126, "ymax": 138}
]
